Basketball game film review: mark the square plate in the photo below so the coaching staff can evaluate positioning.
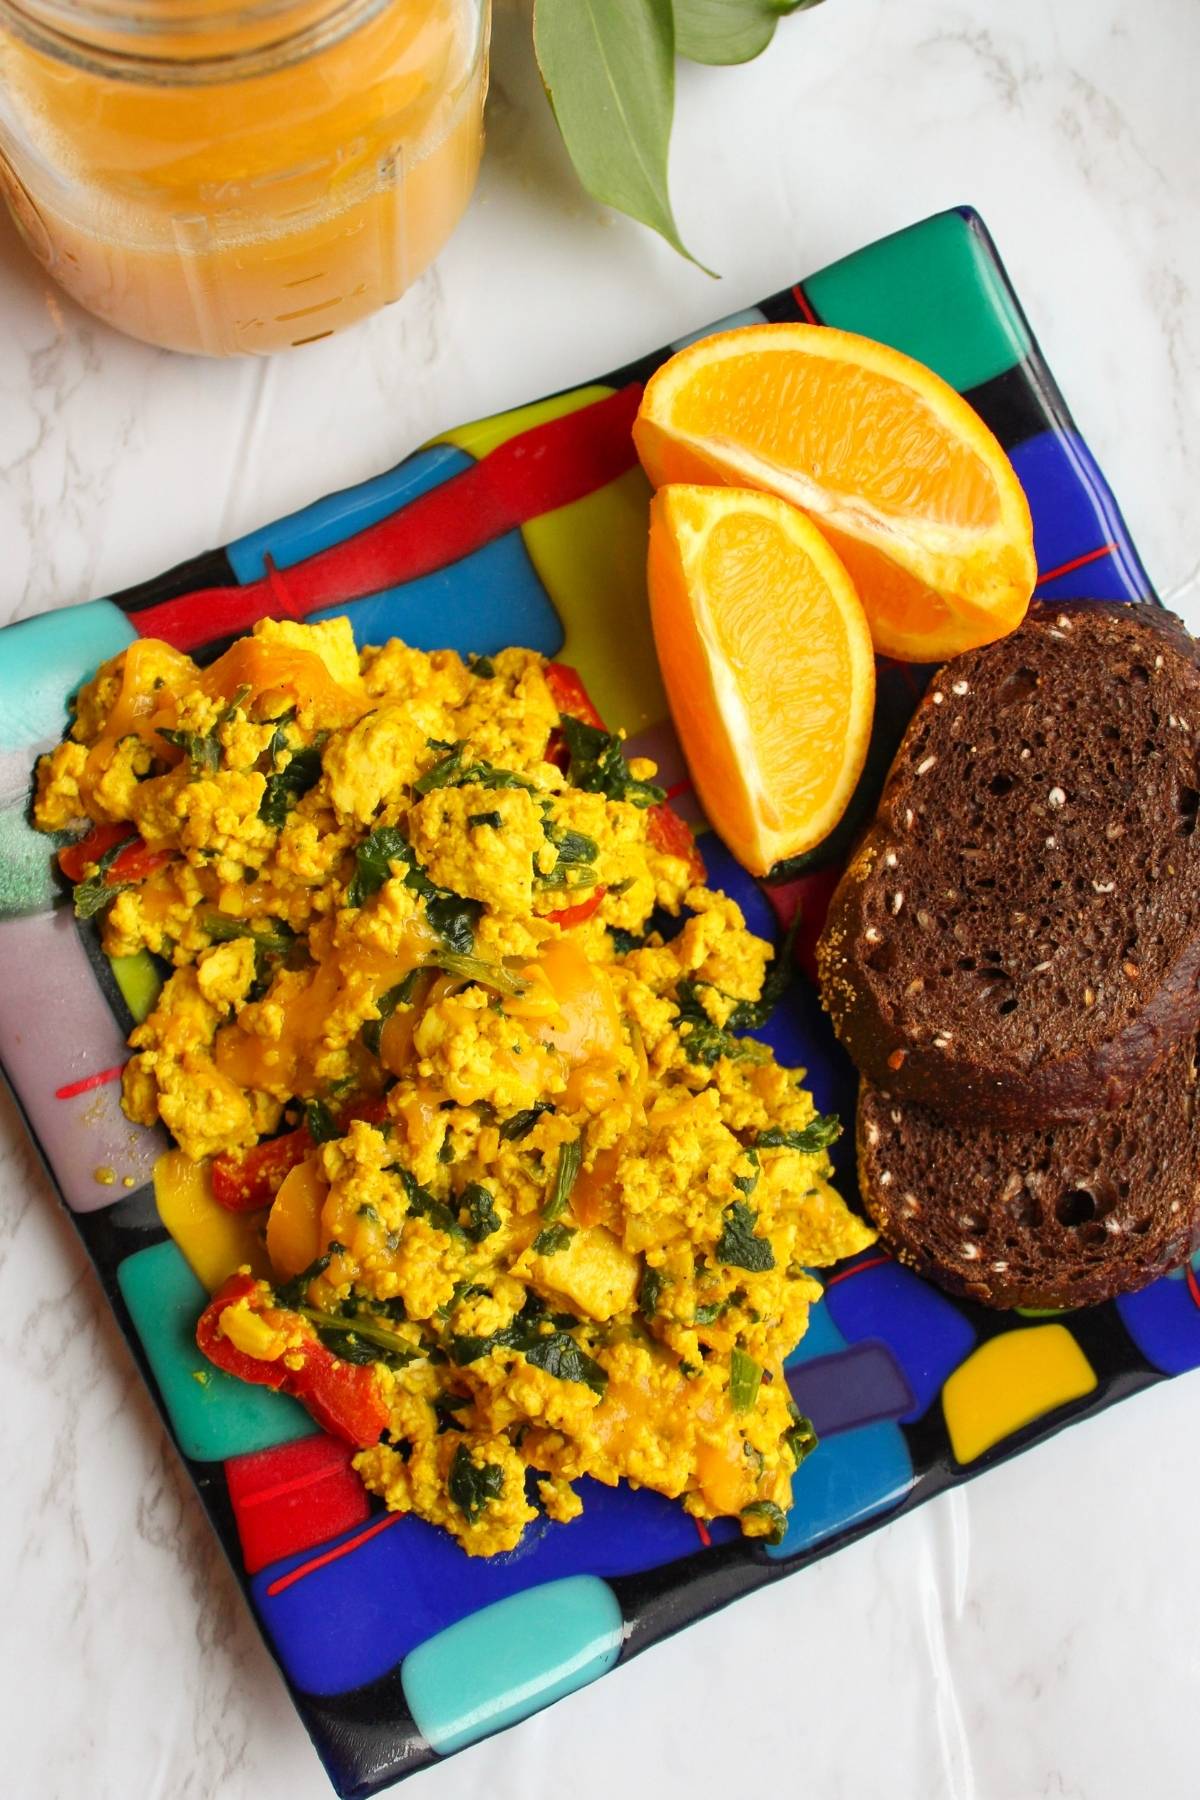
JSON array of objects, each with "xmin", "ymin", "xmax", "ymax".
[{"xmin": 0, "ymin": 206, "xmax": 1182, "ymax": 1798}]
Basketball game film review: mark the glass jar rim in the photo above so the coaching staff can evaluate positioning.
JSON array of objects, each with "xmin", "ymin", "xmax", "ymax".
[{"xmin": 0, "ymin": 0, "xmax": 455, "ymax": 80}]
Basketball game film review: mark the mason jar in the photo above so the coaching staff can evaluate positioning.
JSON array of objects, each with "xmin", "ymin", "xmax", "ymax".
[{"xmin": 0, "ymin": 0, "xmax": 489, "ymax": 355}]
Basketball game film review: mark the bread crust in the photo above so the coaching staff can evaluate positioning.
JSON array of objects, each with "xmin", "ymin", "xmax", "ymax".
[
  {"xmin": 857, "ymin": 1054, "xmax": 1200, "ymax": 1310},
  {"xmin": 819, "ymin": 602, "xmax": 1200, "ymax": 1127}
]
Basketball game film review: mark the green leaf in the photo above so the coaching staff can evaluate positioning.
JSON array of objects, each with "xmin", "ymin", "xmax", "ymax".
[
  {"xmin": 754, "ymin": 1115, "xmax": 841, "ymax": 1154},
  {"xmin": 534, "ymin": 0, "xmax": 711, "ymax": 271},
  {"xmin": 638, "ymin": 1263, "xmax": 665, "ymax": 1319},
  {"xmin": 258, "ymin": 741, "xmax": 325, "ymax": 830},
  {"xmin": 461, "ymin": 1182, "xmax": 502, "ymax": 1243},
  {"xmin": 303, "ymin": 1098, "xmax": 340, "ymax": 1144},
  {"xmin": 729, "ymin": 1346, "xmax": 762, "ymax": 1413},
  {"xmin": 499, "ymin": 1100, "xmax": 556, "ymax": 1142},
  {"xmin": 716, "ymin": 1200, "xmax": 775, "ymax": 1272},
  {"xmin": 532, "ymin": 1223, "xmax": 577, "ymax": 1256},
  {"xmin": 561, "ymin": 716, "xmax": 665, "ymax": 809},
  {"xmin": 544, "ymin": 1137, "xmax": 583, "ymax": 1222},
  {"xmin": 448, "ymin": 1442, "xmax": 506, "ymax": 1522},
  {"xmin": 360, "ymin": 969, "xmax": 424, "ymax": 1055},
  {"xmin": 72, "ymin": 831, "xmax": 140, "ymax": 921},
  {"xmin": 525, "ymin": 1329, "xmax": 607, "ymax": 1395},
  {"xmin": 784, "ymin": 1405, "xmax": 818, "ymax": 1468},
  {"xmin": 673, "ymin": 0, "xmax": 819, "ymax": 65},
  {"xmin": 395, "ymin": 1166, "xmax": 466, "ymax": 1241},
  {"xmin": 740, "ymin": 1498, "xmax": 788, "ymax": 1544}
]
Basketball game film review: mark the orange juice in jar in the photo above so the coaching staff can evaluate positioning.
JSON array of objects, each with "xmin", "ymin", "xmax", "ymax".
[{"xmin": 0, "ymin": 0, "xmax": 489, "ymax": 355}]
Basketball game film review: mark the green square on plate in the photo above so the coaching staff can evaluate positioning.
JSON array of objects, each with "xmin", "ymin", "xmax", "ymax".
[
  {"xmin": 118, "ymin": 1240, "xmax": 312, "ymax": 1462},
  {"xmin": 803, "ymin": 210, "xmax": 1031, "ymax": 392}
]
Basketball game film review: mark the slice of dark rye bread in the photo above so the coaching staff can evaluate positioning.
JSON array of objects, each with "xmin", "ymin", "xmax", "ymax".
[
  {"xmin": 856, "ymin": 1036, "xmax": 1200, "ymax": 1310},
  {"xmin": 818, "ymin": 600, "xmax": 1200, "ymax": 1127}
]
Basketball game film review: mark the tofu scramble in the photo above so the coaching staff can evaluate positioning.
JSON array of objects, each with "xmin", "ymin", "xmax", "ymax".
[{"xmin": 33, "ymin": 616, "xmax": 874, "ymax": 1556}]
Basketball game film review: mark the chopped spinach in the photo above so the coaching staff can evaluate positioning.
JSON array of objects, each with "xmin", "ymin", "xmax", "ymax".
[
  {"xmin": 732, "ymin": 1148, "xmax": 761, "ymax": 1198},
  {"xmin": 448, "ymin": 1442, "xmax": 505, "ymax": 1522},
  {"xmin": 637, "ymin": 1264, "xmax": 665, "ymax": 1320},
  {"xmin": 525, "ymin": 1331, "xmax": 606, "ymax": 1394},
  {"xmin": 784, "ymin": 1408, "xmax": 818, "ymax": 1469},
  {"xmin": 607, "ymin": 926, "xmax": 644, "ymax": 956},
  {"xmin": 158, "ymin": 725, "xmax": 221, "ymax": 775},
  {"xmin": 535, "ymin": 816, "xmax": 600, "ymax": 891},
  {"xmin": 433, "ymin": 1391, "xmax": 471, "ymax": 1434},
  {"xmin": 361, "ymin": 969, "xmax": 423, "ymax": 1055},
  {"xmin": 754, "ymin": 1116, "xmax": 841, "ymax": 1155},
  {"xmin": 468, "ymin": 654, "xmax": 495, "ymax": 680},
  {"xmin": 460, "ymin": 1182, "xmax": 501, "ymax": 1244},
  {"xmin": 693, "ymin": 1301, "xmax": 726, "ymax": 1326},
  {"xmin": 346, "ymin": 825, "xmax": 411, "ymax": 908},
  {"xmin": 424, "ymin": 893, "xmax": 482, "ymax": 955},
  {"xmin": 499, "ymin": 1100, "xmax": 555, "ymax": 1142},
  {"xmin": 415, "ymin": 738, "xmax": 535, "ymax": 796},
  {"xmin": 448, "ymin": 1295, "xmax": 606, "ymax": 1395},
  {"xmin": 543, "ymin": 1137, "xmax": 582, "ymax": 1222},
  {"xmin": 71, "ymin": 833, "xmax": 139, "ymax": 920},
  {"xmin": 562, "ymin": 715, "xmax": 665, "ymax": 808},
  {"xmin": 258, "ymin": 740, "xmax": 325, "ymax": 830},
  {"xmin": 674, "ymin": 982, "xmax": 770, "ymax": 1068},
  {"xmin": 740, "ymin": 1499, "xmax": 788, "ymax": 1545},
  {"xmin": 347, "ymin": 827, "xmax": 480, "ymax": 953},
  {"xmin": 273, "ymin": 1242, "xmax": 344, "ymax": 1310},
  {"xmin": 424, "ymin": 950, "xmax": 527, "ymax": 997},
  {"xmin": 303, "ymin": 1098, "xmax": 340, "ymax": 1144},
  {"xmin": 729, "ymin": 1347, "xmax": 762, "ymax": 1414},
  {"xmin": 202, "ymin": 913, "xmax": 295, "ymax": 955},
  {"xmin": 532, "ymin": 1223, "xmax": 576, "ymax": 1256},
  {"xmin": 414, "ymin": 741, "xmax": 468, "ymax": 794},
  {"xmin": 395, "ymin": 1166, "xmax": 464, "ymax": 1240},
  {"xmin": 468, "ymin": 810, "xmax": 503, "ymax": 830},
  {"xmin": 716, "ymin": 1201, "xmax": 776, "ymax": 1273},
  {"xmin": 297, "ymin": 1306, "xmax": 419, "ymax": 1371}
]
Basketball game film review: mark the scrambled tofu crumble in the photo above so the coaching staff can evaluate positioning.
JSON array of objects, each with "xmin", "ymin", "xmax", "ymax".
[{"xmin": 35, "ymin": 617, "xmax": 873, "ymax": 1555}]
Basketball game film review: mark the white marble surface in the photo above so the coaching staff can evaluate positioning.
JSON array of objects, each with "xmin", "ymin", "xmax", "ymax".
[{"xmin": 2, "ymin": 0, "xmax": 1199, "ymax": 1794}]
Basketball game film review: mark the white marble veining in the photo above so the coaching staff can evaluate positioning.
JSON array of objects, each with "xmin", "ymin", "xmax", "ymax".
[{"xmin": 2, "ymin": 0, "xmax": 1199, "ymax": 1794}]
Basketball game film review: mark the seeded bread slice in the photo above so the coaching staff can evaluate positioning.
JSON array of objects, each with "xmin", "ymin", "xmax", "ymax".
[
  {"xmin": 857, "ymin": 1039, "xmax": 1200, "ymax": 1309},
  {"xmin": 818, "ymin": 601, "xmax": 1200, "ymax": 1126}
]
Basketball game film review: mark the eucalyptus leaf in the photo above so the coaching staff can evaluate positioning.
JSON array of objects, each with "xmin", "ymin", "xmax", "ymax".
[
  {"xmin": 674, "ymin": 0, "xmax": 779, "ymax": 63},
  {"xmin": 534, "ymin": 0, "xmax": 711, "ymax": 271}
]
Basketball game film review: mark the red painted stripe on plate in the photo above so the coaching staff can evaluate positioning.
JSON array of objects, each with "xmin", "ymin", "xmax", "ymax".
[
  {"xmin": 824, "ymin": 1253, "xmax": 893, "ymax": 1288},
  {"xmin": 130, "ymin": 385, "xmax": 644, "ymax": 651},
  {"xmin": 1185, "ymin": 1260, "xmax": 1200, "ymax": 1312},
  {"xmin": 665, "ymin": 777, "xmax": 693, "ymax": 801},
  {"xmin": 1035, "ymin": 543, "xmax": 1115, "ymax": 586},
  {"xmin": 56, "ymin": 1062, "xmax": 125, "ymax": 1100},
  {"xmin": 791, "ymin": 285, "xmax": 819, "ymax": 324},
  {"xmin": 237, "ymin": 1458, "xmax": 350, "ymax": 1511},
  {"xmin": 693, "ymin": 1517, "xmax": 712, "ymax": 1548},
  {"xmin": 264, "ymin": 1510, "xmax": 402, "ymax": 1596}
]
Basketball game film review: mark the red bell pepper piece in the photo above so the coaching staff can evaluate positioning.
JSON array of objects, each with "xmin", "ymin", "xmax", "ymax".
[
  {"xmin": 211, "ymin": 1127, "xmax": 311, "ymax": 1213},
  {"xmin": 196, "ymin": 1273, "xmax": 389, "ymax": 1450},
  {"xmin": 58, "ymin": 821, "xmax": 174, "ymax": 885},
  {"xmin": 648, "ymin": 801, "xmax": 706, "ymax": 883},
  {"xmin": 545, "ymin": 887, "xmax": 607, "ymax": 928},
  {"xmin": 209, "ymin": 1095, "xmax": 392, "ymax": 1214},
  {"xmin": 545, "ymin": 660, "xmax": 606, "ymax": 729}
]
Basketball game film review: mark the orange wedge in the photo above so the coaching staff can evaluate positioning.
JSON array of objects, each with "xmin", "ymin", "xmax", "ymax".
[
  {"xmin": 648, "ymin": 484, "xmax": 875, "ymax": 877},
  {"xmin": 635, "ymin": 324, "xmax": 1036, "ymax": 663}
]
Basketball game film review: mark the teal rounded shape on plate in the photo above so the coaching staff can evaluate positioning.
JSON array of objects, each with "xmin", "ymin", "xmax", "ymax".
[
  {"xmin": 117, "ymin": 1240, "xmax": 313, "ymax": 1462},
  {"xmin": 401, "ymin": 1574, "xmax": 625, "ymax": 1756},
  {"xmin": 0, "ymin": 600, "xmax": 135, "ymax": 753},
  {"xmin": 802, "ymin": 209, "xmax": 1030, "ymax": 393}
]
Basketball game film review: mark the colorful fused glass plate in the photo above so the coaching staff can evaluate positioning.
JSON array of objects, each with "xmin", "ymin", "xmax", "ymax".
[{"xmin": 0, "ymin": 207, "xmax": 1183, "ymax": 1798}]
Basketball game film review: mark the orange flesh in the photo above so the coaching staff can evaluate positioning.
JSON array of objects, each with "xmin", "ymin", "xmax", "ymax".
[
  {"xmin": 648, "ymin": 487, "xmax": 875, "ymax": 875},
  {"xmin": 669, "ymin": 353, "xmax": 1001, "ymax": 528}
]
